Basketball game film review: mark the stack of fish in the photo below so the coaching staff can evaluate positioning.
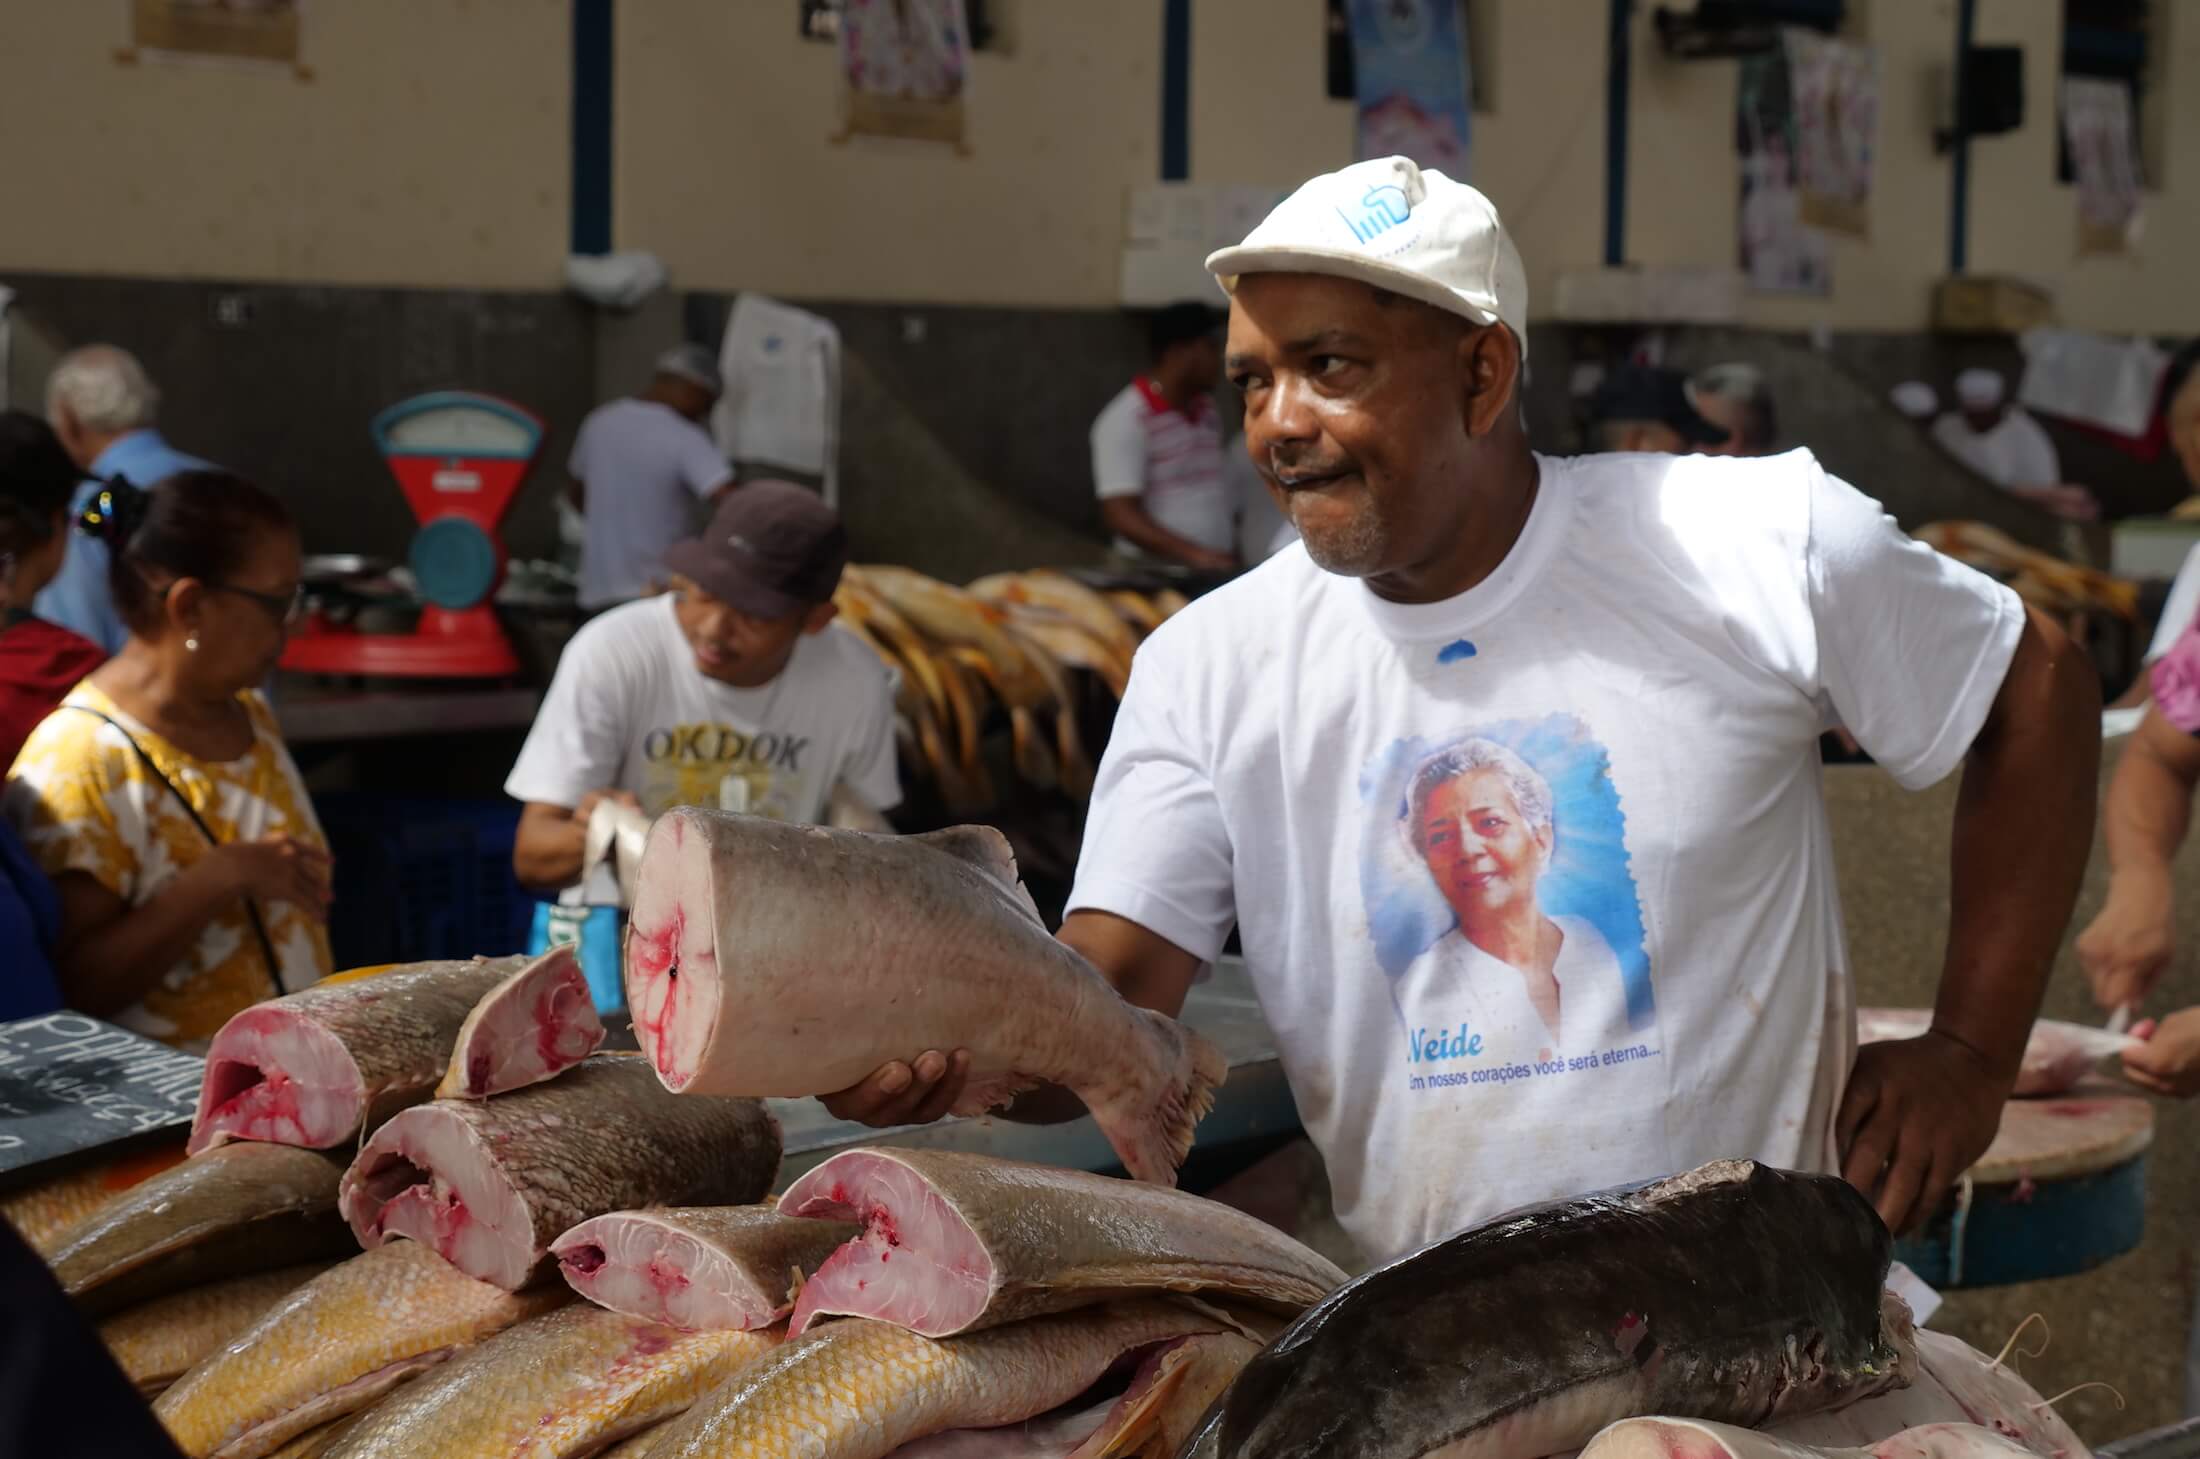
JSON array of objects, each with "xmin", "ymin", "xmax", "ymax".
[
  {"xmin": 1912, "ymin": 521, "xmax": 2139, "ymax": 621},
  {"xmin": 834, "ymin": 565, "xmax": 1190, "ymax": 813}
]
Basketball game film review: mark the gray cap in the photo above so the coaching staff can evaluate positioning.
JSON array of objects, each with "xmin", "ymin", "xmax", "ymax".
[{"xmin": 654, "ymin": 342, "xmax": 724, "ymax": 396}]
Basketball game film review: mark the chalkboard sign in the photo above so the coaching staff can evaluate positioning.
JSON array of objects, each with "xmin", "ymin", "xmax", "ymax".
[{"xmin": 0, "ymin": 1013, "xmax": 204, "ymax": 1190}]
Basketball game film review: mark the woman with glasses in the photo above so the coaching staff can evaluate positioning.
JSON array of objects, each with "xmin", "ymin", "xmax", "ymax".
[{"xmin": 5, "ymin": 470, "xmax": 332, "ymax": 1046}]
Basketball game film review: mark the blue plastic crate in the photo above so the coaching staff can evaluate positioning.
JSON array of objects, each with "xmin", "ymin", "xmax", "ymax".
[{"xmin": 315, "ymin": 794, "xmax": 540, "ymax": 969}]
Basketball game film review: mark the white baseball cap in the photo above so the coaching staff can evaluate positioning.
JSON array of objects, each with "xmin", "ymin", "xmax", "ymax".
[
  {"xmin": 1954, "ymin": 367, "xmax": 2007, "ymax": 410},
  {"xmin": 1206, "ymin": 156, "xmax": 1529, "ymax": 357}
]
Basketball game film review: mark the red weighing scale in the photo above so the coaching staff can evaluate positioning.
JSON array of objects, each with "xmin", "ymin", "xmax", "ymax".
[{"xmin": 283, "ymin": 391, "xmax": 540, "ymax": 678}]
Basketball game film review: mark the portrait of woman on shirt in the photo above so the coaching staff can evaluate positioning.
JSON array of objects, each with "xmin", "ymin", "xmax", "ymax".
[{"xmin": 5, "ymin": 471, "xmax": 332, "ymax": 1046}]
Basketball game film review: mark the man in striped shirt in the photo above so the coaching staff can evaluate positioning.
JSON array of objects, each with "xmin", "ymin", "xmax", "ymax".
[{"xmin": 1090, "ymin": 303, "xmax": 1238, "ymax": 571}]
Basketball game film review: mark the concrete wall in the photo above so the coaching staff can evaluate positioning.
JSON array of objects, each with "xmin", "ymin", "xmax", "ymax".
[{"xmin": 0, "ymin": 0, "xmax": 569, "ymax": 290}]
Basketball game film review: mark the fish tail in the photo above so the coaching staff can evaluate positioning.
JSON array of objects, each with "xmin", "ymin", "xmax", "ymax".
[{"xmin": 1098, "ymin": 1019, "xmax": 1227, "ymax": 1186}]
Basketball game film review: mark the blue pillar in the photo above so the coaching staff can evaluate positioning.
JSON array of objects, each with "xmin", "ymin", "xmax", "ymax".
[
  {"xmin": 571, "ymin": 0, "xmax": 614, "ymax": 256},
  {"xmin": 1605, "ymin": 0, "xmax": 1633, "ymax": 267},
  {"xmin": 1161, "ymin": 0, "xmax": 1191, "ymax": 181}
]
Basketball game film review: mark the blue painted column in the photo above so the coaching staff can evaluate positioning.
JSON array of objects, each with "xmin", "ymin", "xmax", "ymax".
[
  {"xmin": 1161, "ymin": 0, "xmax": 1191, "ymax": 181},
  {"xmin": 571, "ymin": 0, "xmax": 614, "ymax": 256},
  {"xmin": 1605, "ymin": 0, "xmax": 1633, "ymax": 266}
]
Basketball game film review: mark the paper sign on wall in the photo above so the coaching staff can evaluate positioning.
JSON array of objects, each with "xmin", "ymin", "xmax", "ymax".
[
  {"xmin": 833, "ymin": 0, "xmax": 972, "ymax": 151},
  {"xmin": 1349, "ymin": 0, "xmax": 1473, "ymax": 176},
  {"xmin": 1785, "ymin": 29, "xmax": 1879, "ymax": 238}
]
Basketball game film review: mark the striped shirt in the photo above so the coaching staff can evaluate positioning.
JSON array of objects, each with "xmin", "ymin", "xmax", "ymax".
[{"xmin": 1090, "ymin": 377, "xmax": 1232, "ymax": 556}]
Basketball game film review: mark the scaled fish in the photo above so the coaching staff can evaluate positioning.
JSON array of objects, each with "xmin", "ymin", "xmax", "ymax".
[
  {"xmin": 435, "ymin": 946, "xmax": 604, "ymax": 1099},
  {"xmin": 340, "ymin": 1054, "xmax": 781, "ymax": 1290},
  {"xmin": 316, "ymin": 1301, "xmax": 780, "ymax": 1459},
  {"xmin": 625, "ymin": 811, "xmax": 1226, "ymax": 1184},
  {"xmin": 191, "ymin": 955, "xmax": 533, "ymax": 1153},
  {"xmin": 643, "ymin": 1298, "xmax": 1231, "ymax": 1459},
  {"xmin": 0, "ymin": 1137, "xmax": 188, "ymax": 1255},
  {"xmin": 780, "ymin": 1149, "xmax": 1345, "ymax": 1336},
  {"xmin": 46, "ymin": 1142, "xmax": 352, "ymax": 1316},
  {"xmin": 99, "ymin": 1262, "xmax": 334, "ymax": 1395},
  {"xmin": 1187, "ymin": 1160, "xmax": 1917, "ymax": 1459},
  {"xmin": 153, "ymin": 1241, "xmax": 565, "ymax": 1459},
  {"xmin": 553, "ymin": 1205, "xmax": 855, "ymax": 1330}
]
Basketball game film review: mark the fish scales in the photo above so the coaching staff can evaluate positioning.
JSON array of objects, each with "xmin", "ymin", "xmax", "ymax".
[
  {"xmin": 624, "ymin": 810, "xmax": 1225, "ymax": 1185},
  {"xmin": 99, "ymin": 1263, "xmax": 334, "ymax": 1395},
  {"xmin": 192, "ymin": 955, "xmax": 533, "ymax": 1153},
  {"xmin": 1190, "ymin": 1160, "xmax": 1916, "ymax": 1459},
  {"xmin": 643, "ymin": 1299, "xmax": 1230, "ymax": 1459},
  {"xmin": 153, "ymin": 1241, "xmax": 565, "ymax": 1459},
  {"xmin": 47, "ymin": 1142, "xmax": 352, "ymax": 1316},
  {"xmin": 340, "ymin": 1054, "xmax": 781, "ymax": 1290},
  {"xmin": 317, "ymin": 1302, "xmax": 780, "ymax": 1458},
  {"xmin": 554, "ymin": 1205, "xmax": 856, "ymax": 1330},
  {"xmin": 780, "ymin": 1149, "xmax": 1345, "ymax": 1336},
  {"xmin": 1, "ymin": 1139, "xmax": 188, "ymax": 1255}
]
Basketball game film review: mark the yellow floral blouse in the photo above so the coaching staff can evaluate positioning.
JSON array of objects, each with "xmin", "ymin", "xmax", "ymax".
[{"xmin": 5, "ymin": 682, "xmax": 333, "ymax": 1046}]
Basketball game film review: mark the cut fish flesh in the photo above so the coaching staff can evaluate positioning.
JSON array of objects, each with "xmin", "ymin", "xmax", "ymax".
[
  {"xmin": 1856, "ymin": 1009, "xmax": 2138, "ymax": 1098},
  {"xmin": 340, "ymin": 1055, "xmax": 780, "ymax": 1291},
  {"xmin": 191, "ymin": 956, "xmax": 531, "ymax": 1153},
  {"xmin": 1582, "ymin": 1418, "xmax": 2039, "ymax": 1459},
  {"xmin": 779, "ymin": 1149, "xmax": 1344, "ymax": 1336},
  {"xmin": 553, "ymin": 1205, "xmax": 855, "ymax": 1331},
  {"xmin": 1774, "ymin": 1330, "xmax": 2090, "ymax": 1459},
  {"xmin": 434, "ymin": 948, "xmax": 604, "ymax": 1099},
  {"xmin": 625, "ymin": 810, "xmax": 1225, "ymax": 1184}
]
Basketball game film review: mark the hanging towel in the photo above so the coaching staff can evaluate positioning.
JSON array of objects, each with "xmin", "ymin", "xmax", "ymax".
[{"xmin": 714, "ymin": 293, "xmax": 843, "ymax": 505}]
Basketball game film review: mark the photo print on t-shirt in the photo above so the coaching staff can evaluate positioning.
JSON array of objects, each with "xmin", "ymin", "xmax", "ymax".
[{"xmin": 1358, "ymin": 713, "xmax": 1661, "ymax": 1093}]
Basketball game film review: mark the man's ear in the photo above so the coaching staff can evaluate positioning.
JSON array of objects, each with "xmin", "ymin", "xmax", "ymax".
[
  {"xmin": 802, "ymin": 600, "xmax": 840, "ymax": 636},
  {"xmin": 1460, "ymin": 324, "xmax": 1522, "ymax": 439}
]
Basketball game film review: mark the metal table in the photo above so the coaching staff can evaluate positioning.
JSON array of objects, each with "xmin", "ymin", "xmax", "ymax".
[{"xmin": 767, "ymin": 959, "xmax": 1300, "ymax": 1184}]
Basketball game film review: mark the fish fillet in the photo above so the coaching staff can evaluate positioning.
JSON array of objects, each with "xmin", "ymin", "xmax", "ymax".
[
  {"xmin": 1773, "ymin": 1330, "xmax": 2089, "ymax": 1459},
  {"xmin": 434, "ymin": 948, "xmax": 604, "ymax": 1099},
  {"xmin": 47, "ymin": 1142, "xmax": 353, "ymax": 1316},
  {"xmin": 0, "ymin": 1137, "xmax": 188, "ymax": 1255},
  {"xmin": 1582, "ymin": 1418, "xmax": 2038, "ymax": 1459},
  {"xmin": 100, "ymin": 1262, "xmax": 334, "ymax": 1395},
  {"xmin": 191, "ymin": 956, "xmax": 532, "ymax": 1153},
  {"xmin": 1857, "ymin": 1009, "xmax": 2137, "ymax": 1098},
  {"xmin": 315, "ymin": 1301, "xmax": 780, "ymax": 1458},
  {"xmin": 339, "ymin": 1054, "xmax": 781, "ymax": 1290},
  {"xmin": 625, "ymin": 810, "xmax": 1225, "ymax": 1185},
  {"xmin": 641, "ymin": 1298, "xmax": 1230, "ymax": 1459},
  {"xmin": 779, "ymin": 1149, "xmax": 1344, "ymax": 1336},
  {"xmin": 1191, "ymin": 1160, "xmax": 1917, "ymax": 1459},
  {"xmin": 154, "ymin": 1241, "xmax": 566, "ymax": 1459},
  {"xmin": 554, "ymin": 1205, "xmax": 856, "ymax": 1330}
]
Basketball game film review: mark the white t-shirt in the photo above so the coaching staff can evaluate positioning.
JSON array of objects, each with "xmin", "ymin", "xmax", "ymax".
[
  {"xmin": 1090, "ymin": 379, "xmax": 1233, "ymax": 556},
  {"xmin": 506, "ymin": 595, "xmax": 900, "ymax": 859},
  {"xmin": 1930, "ymin": 407, "xmax": 2062, "ymax": 491},
  {"xmin": 1069, "ymin": 448, "xmax": 2024, "ymax": 1265},
  {"xmin": 570, "ymin": 398, "xmax": 736, "ymax": 608}
]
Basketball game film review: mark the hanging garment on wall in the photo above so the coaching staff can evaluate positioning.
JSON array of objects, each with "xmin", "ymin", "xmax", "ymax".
[
  {"xmin": 1348, "ymin": 0, "xmax": 1472, "ymax": 175},
  {"xmin": 714, "ymin": 294, "xmax": 843, "ymax": 507},
  {"xmin": 2019, "ymin": 327, "xmax": 2170, "ymax": 441},
  {"xmin": 2061, "ymin": 76, "xmax": 2144, "ymax": 256},
  {"xmin": 1784, "ymin": 28, "xmax": 1879, "ymax": 238},
  {"xmin": 834, "ymin": 0, "xmax": 971, "ymax": 149},
  {"xmin": 1737, "ymin": 33, "xmax": 1831, "ymax": 295}
]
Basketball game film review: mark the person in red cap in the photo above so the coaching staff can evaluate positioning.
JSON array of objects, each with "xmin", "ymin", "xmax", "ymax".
[{"xmin": 507, "ymin": 481, "xmax": 899, "ymax": 897}]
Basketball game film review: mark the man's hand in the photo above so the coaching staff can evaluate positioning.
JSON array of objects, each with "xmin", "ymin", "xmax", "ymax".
[
  {"xmin": 2122, "ymin": 1008, "xmax": 2200, "ymax": 1097},
  {"xmin": 818, "ymin": 1050, "xmax": 971, "ymax": 1127},
  {"xmin": 1838, "ymin": 1031, "xmax": 2012, "ymax": 1235},
  {"xmin": 2076, "ymin": 869, "xmax": 2176, "ymax": 1012},
  {"xmin": 1183, "ymin": 547, "xmax": 1240, "ymax": 573}
]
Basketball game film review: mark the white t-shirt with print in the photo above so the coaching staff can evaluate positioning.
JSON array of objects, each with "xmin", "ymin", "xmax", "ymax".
[
  {"xmin": 506, "ymin": 596, "xmax": 901, "ymax": 877},
  {"xmin": 1068, "ymin": 448, "xmax": 2024, "ymax": 1266},
  {"xmin": 1090, "ymin": 380, "xmax": 1234, "ymax": 556}
]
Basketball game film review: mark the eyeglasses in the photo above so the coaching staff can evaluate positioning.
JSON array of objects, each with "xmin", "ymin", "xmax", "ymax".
[{"xmin": 212, "ymin": 581, "xmax": 308, "ymax": 627}]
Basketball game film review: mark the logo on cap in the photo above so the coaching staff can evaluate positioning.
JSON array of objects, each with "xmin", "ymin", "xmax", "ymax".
[{"xmin": 1336, "ymin": 183, "xmax": 1413, "ymax": 246}]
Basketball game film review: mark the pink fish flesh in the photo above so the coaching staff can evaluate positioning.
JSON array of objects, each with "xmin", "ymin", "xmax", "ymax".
[
  {"xmin": 434, "ymin": 947, "xmax": 604, "ymax": 1099},
  {"xmin": 623, "ymin": 811, "xmax": 1226, "ymax": 1184},
  {"xmin": 1856, "ymin": 1010, "xmax": 2136, "ymax": 1098},
  {"xmin": 191, "ymin": 957, "xmax": 531, "ymax": 1154},
  {"xmin": 552, "ymin": 1206, "xmax": 856, "ymax": 1331},
  {"xmin": 1773, "ymin": 1330, "xmax": 2090, "ymax": 1459},
  {"xmin": 1582, "ymin": 1418, "xmax": 2042, "ymax": 1459},
  {"xmin": 339, "ymin": 1055, "xmax": 781, "ymax": 1291}
]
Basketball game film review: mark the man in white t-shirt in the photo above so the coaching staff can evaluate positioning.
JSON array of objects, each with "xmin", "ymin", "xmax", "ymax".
[
  {"xmin": 825, "ymin": 157, "xmax": 2099, "ymax": 1265},
  {"xmin": 1930, "ymin": 368, "xmax": 2099, "ymax": 523},
  {"xmin": 569, "ymin": 344, "xmax": 739, "ymax": 612},
  {"xmin": 507, "ymin": 481, "xmax": 899, "ymax": 896},
  {"xmin": 1090, "ymin": 303, "xmax": 1238, "ymax": 571}
]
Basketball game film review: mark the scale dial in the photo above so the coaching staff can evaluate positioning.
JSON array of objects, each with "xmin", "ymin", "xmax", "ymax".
[{"xmin": 379, "ymin": 402, "xmax": 536, "ymax": 457}]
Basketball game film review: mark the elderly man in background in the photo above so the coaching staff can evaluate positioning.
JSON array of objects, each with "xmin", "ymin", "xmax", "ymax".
[
  {"xmin": 569, "ymin": 343, "xmax": 737, "ymax": 615},
  {"xmin": 39, "ymin": 346, "xmax": 212, "ymax": 652},
  {"xmin": 1931, "ymin": 368, "xmax": 2098, "ymax": 522},
  {"xmin": 1689, "ymin": 362, "xmax": 1779, "ymax": 457},
  {"xmin": 1585, "ymin": 364, "xmax": 1727, "ymax": 454}
]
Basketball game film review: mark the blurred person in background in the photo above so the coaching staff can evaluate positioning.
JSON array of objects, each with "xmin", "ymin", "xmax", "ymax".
[
  {"xmin": 1930, "ymin": 368, "xmax": 2099, "ymax": 522},
  {"xmin": 569, "ymin": 344, "xmax": 736, "ymax": 615},
  {"xmin": 1091, "ymin": 302, "xmax": 1238, "ymax": 571},
  {"xmin": 0, "ymin": 412, "xmax": 106, "ymax": 765},
  {"xmin": 6, "ymin": 473, "xmax": 332, "ymax": 1047},
  {"xmin": 1585, "ymin": 364, "xmax": 1728, "ymax": 454},
  {"xmin": 40, "ymin": 346, "xmax": 214, "ymax": 653},
  {"xmin": 1688, "ymin": 362, "xmax": 1779, "ymax": 457}
]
